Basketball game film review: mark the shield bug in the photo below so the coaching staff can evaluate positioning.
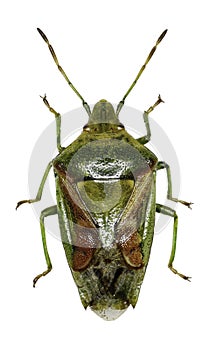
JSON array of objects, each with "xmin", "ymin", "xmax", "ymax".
[{"xmin": 17, "ymin": 29, "xmax": 192, "ymax": 321}]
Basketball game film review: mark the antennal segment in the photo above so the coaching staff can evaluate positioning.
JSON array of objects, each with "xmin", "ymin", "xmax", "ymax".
[
  {"xmin": 37, "ymin": 28, "xmax": 91, "ymax": 116},
  {"xmin": 116, "ymin": 29, "xmax": 167, "ymax": 116}
]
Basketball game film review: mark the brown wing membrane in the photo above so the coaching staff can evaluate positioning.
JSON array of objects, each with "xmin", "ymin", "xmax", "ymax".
[
  {"xmin": 54, "ymin": 163, "xmax": 100, "ymax": 271},
  {"xmin": 116, "ymin": 170, "xmax": 153, "ymax": 268},
  {"xmin": 120, "ymin": 231, "xmax": 143, "ymax": 268}
]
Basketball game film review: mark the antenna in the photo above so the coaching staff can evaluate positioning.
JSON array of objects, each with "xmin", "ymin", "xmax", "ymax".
[
  {"xmin": 116, "ymin": 29, "xmax": 167, "ymax": 116},
  {"xmin": 37, "ymin": 28, "xmax": 91, "ymax": 116}
]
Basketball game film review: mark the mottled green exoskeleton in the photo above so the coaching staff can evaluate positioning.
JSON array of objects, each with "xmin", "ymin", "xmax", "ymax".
[{"xmin": 17, "ymin": 29, "xmax": 192, "ymax": 321}]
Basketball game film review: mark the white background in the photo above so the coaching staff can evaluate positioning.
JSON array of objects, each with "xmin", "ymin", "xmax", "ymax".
[{"xmin": 1, "ymin": 1, "xmax": 209, "ymax": 349}]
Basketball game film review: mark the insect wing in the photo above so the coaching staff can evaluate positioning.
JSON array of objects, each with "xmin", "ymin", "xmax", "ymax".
[
  {"xmin": 54, "ymin": 162, "xmax": 100, "ymax": 271},
  {"xmin": 116, "ymin": 169, "xmax": 156, "ymax": 269}
]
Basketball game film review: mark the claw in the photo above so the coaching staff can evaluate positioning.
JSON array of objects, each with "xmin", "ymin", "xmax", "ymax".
[
  {"xmin": 179, "ymin": 200, "xmax": 193, "ymax": 209},
  {"xmin": 16, "ymin": 199, "xmax": 31, "ymax": 210},
  {"xmin": 169, "ymin": 265, "xmax": 191, "ymax": 282}
]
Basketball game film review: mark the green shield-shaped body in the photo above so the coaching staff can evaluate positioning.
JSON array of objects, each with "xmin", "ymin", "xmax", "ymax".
[
  {"xmin": 53, "ymin": 101, "xmax": 158, "ymax": 320},
  {"xmin": 17, "ymin": 30, "xmax": 191, "ymax": 322}
]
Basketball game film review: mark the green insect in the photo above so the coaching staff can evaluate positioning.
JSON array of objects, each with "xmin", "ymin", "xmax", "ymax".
[{"xmin": 17, "ymin": 28, "xmax": 192, "ymax": 321}]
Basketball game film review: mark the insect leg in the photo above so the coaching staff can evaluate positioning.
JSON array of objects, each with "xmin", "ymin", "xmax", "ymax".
[
  {"xmin": 156, "ymin": 203, "xmax": 191, "ymax": 281},
  {"xmin": 40, "ymin": 94, "xmax": 64, "ymax": 153},
  {"xmin": 33, "ymin": 205, "xmax": 57, "ymax": 287},
  {"xmin": 156, "ymin": 161, "xmax": 193, "ymax": 208},
  {"xmin": 137, "ymin": 95, "xmax": 164, "ymax": 144},
  {"xmin": 16, "ymin": 161, "xmax": 52, "ymax": 209}
]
